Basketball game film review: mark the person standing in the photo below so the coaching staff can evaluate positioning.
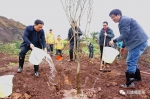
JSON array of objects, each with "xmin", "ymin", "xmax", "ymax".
[
  {"xmin": 98, "ymin": 21, "xmax": 115, "ymax": 70},
  {"xmin": 17, "ymin": 19, "xmax": 47, "ymax": 77},
  {"xmin": 55, "ymin": 35, "xmax": 64, "ymax": 56},
  {"xmin": 109, "ymin": 9, "xmax": 149, "ymax": 88},
  {"xmin": 46, "ymin": 29, "xmax": 55, "ymax": 55},
  {"xmin": 88, "ymin": 42, "xmax": 94, "ymax": 58},
  {"xmin": 68, "ymin": 21, "xmax": 82, "ymax": 62}
]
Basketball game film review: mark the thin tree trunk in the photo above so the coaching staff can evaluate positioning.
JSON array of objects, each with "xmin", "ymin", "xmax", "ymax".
[{"xmin": 76, "ymin": 38, "xmax": 81, "ymax": 94}]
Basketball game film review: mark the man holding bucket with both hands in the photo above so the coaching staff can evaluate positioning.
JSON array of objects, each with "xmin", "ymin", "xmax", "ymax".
[
  {"xmin": 109, "ymin": 9, "xmax": 149, "ymax": 88},
  {"xmin": 17, "ymin": 19, "xmax": 47, "ymax": 77}
]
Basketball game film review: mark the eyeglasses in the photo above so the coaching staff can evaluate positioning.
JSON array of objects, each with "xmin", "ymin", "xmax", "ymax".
[{"xmin": 103, "ymin": 25, "xmax": 107, "ymax": 26}]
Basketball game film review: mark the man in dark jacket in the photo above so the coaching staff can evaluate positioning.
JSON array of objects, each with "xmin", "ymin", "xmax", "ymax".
[
  {"xmin": 17, "ymin": 19, "xmax": 47, "ymax": 77},
  {"xmin": 109, "ymin": 9, "xmax": 149, "ymax": 88},
  {"xmin": 98, "ymin": 21, "xmax": 115, "ymax": 70},
  {"xmin": 88, "ymin": 42, "xmax": 94, "ymax": 58},
  {"xmin": 68, "ymin": 21, "xmax": 82, "ymax": 62}
]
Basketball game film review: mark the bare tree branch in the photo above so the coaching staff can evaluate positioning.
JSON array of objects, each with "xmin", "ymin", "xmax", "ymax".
[{"xmin": 60, "ymin": 0, "xmax": 93, "ymax": 95}]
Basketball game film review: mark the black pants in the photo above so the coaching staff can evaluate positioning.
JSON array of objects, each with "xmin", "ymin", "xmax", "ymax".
[
  {"xmin": 56, "ymin": 50, "xmax": 62, "ymax": 55},
  {"xmin": 89, "ymin": 47, "xmax": 94, "ymax": 58},
  {"xmin": 89, "ymin": 51, "xmax": 94, "ymax": 58},
  {"xmin": 69, "ymin": 41, "xmax": 79, "ymax": 60},
  {"xmin": 47, "ymin": 44, "xmax": 53, "ymax": 52},
  {"xmin": 19, "ymin": 46, "xmax": 42, "ymax": 57},
  {"xmin": 100, "ymin": 46, "xmax": 104, "ymax": 59},
  {"xmin": 100, "ymin": 46, "xmax": 109, "ymax": 64},
  {"xmin": 19, "ymin": 46, "xmax": 31, "ymax": 57}
]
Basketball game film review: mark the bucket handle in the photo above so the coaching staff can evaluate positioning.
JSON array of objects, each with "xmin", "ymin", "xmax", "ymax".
[{"xmin": 34, "ymin": 54, "xmax": 42, "ymax": 62}]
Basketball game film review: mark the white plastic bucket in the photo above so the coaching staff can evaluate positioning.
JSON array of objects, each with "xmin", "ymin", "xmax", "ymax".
[
  {"xmin": 0, "ymin": 75, "xmax": 14, "ymax": 98},
  {"xmin": 29, "ymin": 47, "xmax": 47, "ymax": 65},
  {"xmin": 102, "ymin": 47, "xmax": 119, "ymax": 63}
]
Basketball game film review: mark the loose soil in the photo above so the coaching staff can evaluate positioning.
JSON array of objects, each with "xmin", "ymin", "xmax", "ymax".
[{"xmin": 0, "ymin": 48, "xmax": 150, "ymax": 99}]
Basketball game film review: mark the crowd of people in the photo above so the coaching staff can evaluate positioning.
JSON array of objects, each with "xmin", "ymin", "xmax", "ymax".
[{"xmin": 17, "ymin": 9, "xmax": 149, "ymax": 89}]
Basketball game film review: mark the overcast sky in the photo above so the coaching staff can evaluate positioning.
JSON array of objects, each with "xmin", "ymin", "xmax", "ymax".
[{"xmin": 0, "ymin": 0, "xmax": 150, "ymax": 45}]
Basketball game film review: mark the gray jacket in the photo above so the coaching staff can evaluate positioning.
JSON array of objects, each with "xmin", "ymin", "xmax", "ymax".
[
  {"xmin": 98, "ymin": 27, "xmax": 114, "ymax": 46},
  {"xmin": 114, "ymin": 16, "xmax": 149, "ymax": 51}
]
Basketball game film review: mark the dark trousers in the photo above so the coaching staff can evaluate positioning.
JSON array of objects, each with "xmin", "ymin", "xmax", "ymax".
[
  {"xmin": 19, "ymin": 46, "xmax": 41, "ymax": 73},
  {"xmin": 100, "ymin": 46, "xmax": 103, "ymax": 59},
  {"xmin": 89, "ymin": 47, "xmax": 94, "ymax": 58},
  {"xmin": 100, "ymin": 46, "xmax": 109, "ymax": 64},
  {"xmin": 47, "ymin": 44, "xmax": 53, "ymax": 52},
  {"xmin": 89, "ymin": 51, "xmax": 94, "ymax": 58},
  {"xmin": 19, "ymin": 46, "xmax": 31, "ymax": 57},
  {"xmin": 69, "ymin": 41, "xmax": 79, "ymax": 60},
  {"xmin": 19, "ymin": 46, "xmax": 41, "ymax": 58},
  {"xmin": 56, "ymin": 50, "xmax": 62, "ymax": 56},
  {"xmin": 69, "ymin": 41, "xmax": 74, "ymax": 60}
]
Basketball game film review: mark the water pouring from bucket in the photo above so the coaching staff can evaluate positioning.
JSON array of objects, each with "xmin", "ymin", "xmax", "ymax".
[
  {"xmin": 45, "ymin": 54, "xmax": 59, "ymax": 85},
  {"xmin": 29, "ymin": 47, "xmax": 58, "ymax": 85}
]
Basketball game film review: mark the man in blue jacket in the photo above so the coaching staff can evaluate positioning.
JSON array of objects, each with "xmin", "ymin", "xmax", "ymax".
[
  {"xmin": 17, "ymin": 19, "xmax": 47, "ymax": 77},
  {"xmin": 68, "ymin": 21, "xmax": 82, "ymax": 62},
  {"xmin": 109, "ymin": 9, "xmax": 149, "ymax": 88}
]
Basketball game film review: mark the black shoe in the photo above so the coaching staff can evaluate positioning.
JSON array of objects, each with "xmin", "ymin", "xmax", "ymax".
[
  {"xmin": 34, "ymin": 65, "xmax": 39, "ymax": 77},
  {"xmin": 135, "ymin": 69, "xmax": 141, "ymax": 81},
  {"xmin": 120, "ymin": 72, "xmax": 135, "ymax": 89},
  {"xmin": 67, "ymin": 59, "xmax": 73, "ymax": 62},
  {"xmin": 17, "ymin": 56, "xmax": 25, "ymax": 73},
  {"xmin": 17, "ymin": 67, "xmax": 23, "ymax": 73},
  {"xmin": 35, "ymin": 72, "xmax": 39, "ymax": 77}
]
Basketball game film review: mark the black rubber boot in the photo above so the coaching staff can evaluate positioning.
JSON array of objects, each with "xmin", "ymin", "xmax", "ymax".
[
  {"xmin": 17, "ymin": 56, "xmax": 25, "ymax": 73},
  {"xmin": 135, "ymin": 68, "xmax": 141, "ymax": 81},
  {"xmin": 120, "ymin": 72, "xmax": 135, "ymax": 88},
  {"xmin": 34, "ymin": 65, "xmax": 39, "ymax": 77}
]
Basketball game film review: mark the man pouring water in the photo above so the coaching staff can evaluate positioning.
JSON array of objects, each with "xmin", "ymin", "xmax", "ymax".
[{"xmin": 17, "ymin": 19, "xmax": 47, "ymax": 77}]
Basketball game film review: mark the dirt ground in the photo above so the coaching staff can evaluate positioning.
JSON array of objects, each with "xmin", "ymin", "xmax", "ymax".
[{"xmin": 0, "ymin": 48, "xmax": 150, "ymax": 99}]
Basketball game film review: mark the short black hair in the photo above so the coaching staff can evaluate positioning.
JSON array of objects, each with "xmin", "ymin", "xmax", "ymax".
[
  {"xmin": 103, "ymin": 21, "xmax": 108, "ymax": 25},
  {"xmin": 49, "ymin": 29, "xmax": 52, "ymax": 31},
  {"xmin": 34, "ymin": 19, "xmax": 44, "ymax": 25},
  {"xmin": 72, "ymin": 20, "xmax": 77, "ymax": 23},
  {"xmin": 109, "ymin": 9, "xmax": 122, "ymax": 16}
]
